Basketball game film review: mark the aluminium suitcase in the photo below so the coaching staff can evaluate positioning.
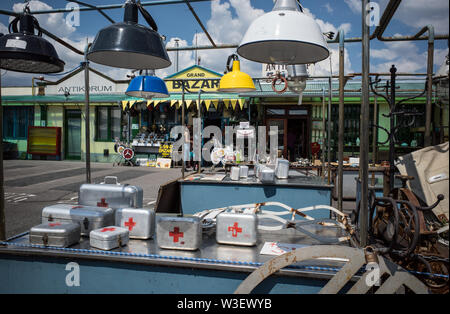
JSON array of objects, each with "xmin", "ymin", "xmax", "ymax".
[
  {"xmin": 258, "ymin": 166, "xmax": 275, "ymax": 183},
  {"xmin": 156, "ymin": 216, "xmax": 202, "ymax": 251},
  {"xmin": 78, "ymin": 176, "xmax": 143, "ymax": 209},
  {"xmin": 42, "ymin": 204, "xmax": 115, "ymax": 236},
  {"xmin": 89, "ymin": 226, "xmax": 129, "ymax": 250},
  {"xmin": 216, "ymin": 212, "xmax": 258, "ymax": 246},
  {"xmin": 115, "ymin": 207, "xmax": 155, "ymax": 239},
  {"xmin": 29, "ymin": 222, "xmax": 81, "ymax": 247}
]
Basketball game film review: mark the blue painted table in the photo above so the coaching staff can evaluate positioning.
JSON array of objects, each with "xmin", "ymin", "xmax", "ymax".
[
  {"xmin": 180, "ymin": 172, "xmax": 333, "ymax": 219},
  {"xmin": 0, "ymin": 224, "xmax": 352, "ymax": 294}
]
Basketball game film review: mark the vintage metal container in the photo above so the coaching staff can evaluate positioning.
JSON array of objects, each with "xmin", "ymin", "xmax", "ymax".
[
  {"xmin": 115, "ymin": 207, "xmax": 155, "ymax": 239},
  {"xmin": 89, "ymin": 226, "xmax": 129, "ymax": 250},
  {"xmin": 275, "ymin": 158, "xmax": 290, "ymax": 179},
  {"xmin": 216, "ymin": 212, "xmax": 258, "ymax": 246},
  {"xmin": 258, "ymin": 166, "xmax": 275, "ymax": 183},
  {"xmin": 29, "ymin": 222, "xmax": 81, "ymax": 248},
  {"xmin": 230, "ymin": 167, "xmax": 240, "ymax": 181},
  {"xmin": 239, "ymin": 165, "xmax": 249, "ymax": 178},
  {"xmin": 78, "ymin": 176, "xmax": 143, "ymax": 209},
  {"xmin": 41, "ymin": 204, "xmax": 115, "ymax": 236},
  {"xmin": 156, "ymin": 216, "xmax": 202, "ymax": 251}
]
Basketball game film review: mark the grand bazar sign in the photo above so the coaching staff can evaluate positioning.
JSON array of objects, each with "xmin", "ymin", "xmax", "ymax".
[{"xmin": 165, "ymin": 65, "xmax": 222, "ymax": 93}]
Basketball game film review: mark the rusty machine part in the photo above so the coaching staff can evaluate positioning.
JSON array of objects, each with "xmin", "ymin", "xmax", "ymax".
[{"xmin": 352, "ymin": 185, "xmax": 449, "ymax": 293}]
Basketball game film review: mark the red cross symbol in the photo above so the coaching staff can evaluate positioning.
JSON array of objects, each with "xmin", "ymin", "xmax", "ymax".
[
  {"xmin": 124, "ymin": 217, "xmax": 136, "ymax": 231},
  {"xmin": 228, "ymin": 222, "xmax": 242, "ymax": 237},
  {"xmin": 169, "ymin": 227, "xmax": 184, "ymax": 243},
  {"xmin": 101, "ymin": 227, "xmax": 116, "ymax": 232},
  {"xmin": 97, "ymin": 198, "xmax": 108, "ymax": 208},
  {"xmin": 48, "ymin": 223, "xmax": 61, "ymax": 227}
]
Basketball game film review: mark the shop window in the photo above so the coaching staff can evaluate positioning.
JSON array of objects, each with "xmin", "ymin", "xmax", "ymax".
[
  {"xmin": 95, "ymin": 106, "xmax": 121, "ymax": 141},
  {"xmin": 2, "ymin": 106, "xmax": 34, "ymax": 140}
]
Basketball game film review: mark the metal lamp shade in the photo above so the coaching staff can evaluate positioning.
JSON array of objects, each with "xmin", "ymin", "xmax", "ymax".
[
  {"xmin": 237, "ymin": 1, "xmax": 329, "ymax": 64},
  {"xmin": 0, "ymin": 32, "xmax": 64, "ymax": 74},
  {"xmin": 218, "ymin": 60, "xmax": 256, "ymax": 93},
  {"xmin": 87, "ymin": 22, "xmax": 171, "ymax": 70},
  {"xmin": 125, "ymin": 75, "xmax": 169, "ymax": 99}
]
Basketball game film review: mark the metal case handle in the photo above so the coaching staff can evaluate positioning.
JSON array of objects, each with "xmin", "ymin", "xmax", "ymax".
[{"xmin": 102, "ymin": 176, "xmax": 121, "ymax": 185}]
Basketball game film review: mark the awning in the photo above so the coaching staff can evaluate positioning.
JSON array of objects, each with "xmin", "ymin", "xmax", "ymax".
[{"xmin": 121, "ymin": 93, "xmax": 248, "ymax": 111}]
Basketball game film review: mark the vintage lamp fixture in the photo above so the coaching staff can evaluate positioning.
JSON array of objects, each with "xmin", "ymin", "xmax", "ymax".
[
  {"xmin": 126, "ymin": 70, "xmax": 169, "ymax": 99},
  {"xmin": 88, "ymin": 0, "xmax": 171, "ymax": 70},
  {"xmin": 0, "ymin": 8, "xmax": 65, "ymax": 73},
  {"xmin": 287, "ymin": 64, "xmax": 308, "ymax": 105},
  {"xmin": 218, "ymin": 54, "xmax": 256, "ymax": 93},
  {"xmin": 237, "ymin": 0, "xmax": 329, "ymax": 64}
]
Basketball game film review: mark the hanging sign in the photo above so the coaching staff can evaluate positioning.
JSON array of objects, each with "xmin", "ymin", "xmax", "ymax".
[{"xmin": 165, "ymin": 65, "xmax": 223, "ymax": 92}]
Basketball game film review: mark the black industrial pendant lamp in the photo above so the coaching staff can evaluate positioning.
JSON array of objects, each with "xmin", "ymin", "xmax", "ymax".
[
  {"xmin": 87, "ymin": 0, "xmax": 171, "ymax": 70},
  {"xmin": 0, "ymin": 7, "xmax": 65, "ymax": 73}
]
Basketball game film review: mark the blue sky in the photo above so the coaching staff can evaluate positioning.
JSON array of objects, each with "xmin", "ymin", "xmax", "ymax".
[{"xmin": 1, "ymin": 0, "xmax": 448, "ymax": 86}]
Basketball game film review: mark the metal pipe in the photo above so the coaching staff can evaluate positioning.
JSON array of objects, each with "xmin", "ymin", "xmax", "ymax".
[
  {"xmin": 338, "ymin": 30, "xmax": 345, "ymax": 213},
  {"xmin": 389, "ymin": 65, "xmax": 397, "ymax": 192},
  {"xmin": 321, "ymin": 88, "xmax": 326, "ymax": 179},
  {"xmin": 197, "ymin": 89, "xmax": 202, "ymax": 174},
  {"xmin": 84, "ymin": 44, "xmax": 91, "ymax": 183},
  {"xmin": 0, "ymin": 64, "xmax": 5, "ymax": 241},
  {"xmin": 372, "ymin": 95, "xmax": 378, "ymax": 166},
  {"xmin": 183, "ymin": 0, "xmax": 216, "ymax": 47},
  {"xmin": 181, "ymin": 83, "xmax": 185, "ymax": 179},
  {"xmin": 424, "ymin": 25, "xmax": 435, "ymax": 147},
  {"xmin": 21, "ymin": 0, "xmax": 216, "ymax": 15},
  {"xmin": 359, "ymin": 0, "xmax": 371, "ymax": 247},
  {"xmin": 327, "ymin": 77, "xmax": 332, "ymax": 185}
]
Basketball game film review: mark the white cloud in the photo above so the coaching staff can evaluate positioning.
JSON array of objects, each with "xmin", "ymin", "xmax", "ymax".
[
  {"xmin": 12, "ymin": 1, "xmax": 77, "ymax": 38},
  {"xmin": 379, "ymin": 0, "xmax": 449, "ymax": 35},
  {"xmin": 371, "ymin": 36, "xmax": 449, "ymax": 73},
  {"xmin": 309, "ymin": 47, "xmax": 353, "ymax": 76}
]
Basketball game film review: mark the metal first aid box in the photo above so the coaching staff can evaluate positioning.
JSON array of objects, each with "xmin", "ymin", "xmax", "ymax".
[
  {"xmin": 90, "ymin": 226, "xmax": 129, "ymax": 250},
  {"xmin": 275, "ymin": 158, "xmax": 290, "ymax": 179},
  {"xmin": 29, "ymin": 222, "xmax": 81, "ymax": 248},
  {"xmin": 216, "ymin": 212, "xmax": 258, "ymax": 246},
  {"xmin": 156, "ymin": 216, "xmax": 202, "ymax": 251},
  {"xmin": 78, "ymin": 176, "xmax": 143, "ymax": 209},
  {"xmin": 258, "ymin": 166, "xmax": 275, "ymax": 184},
  {"xmin": 42, "ymin": 204, "xmax": 115, "ymax": 236},
  {"xmin": 115, "ymin": 207, "xmax": 155, "ymax": 239}
]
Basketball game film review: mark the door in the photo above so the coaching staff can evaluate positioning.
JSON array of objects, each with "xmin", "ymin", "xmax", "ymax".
[{"xmin": 65, "ymin": 110, "xmax": 82, "ymax": 160}]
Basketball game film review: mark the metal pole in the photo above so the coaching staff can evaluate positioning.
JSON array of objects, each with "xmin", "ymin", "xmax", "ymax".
[
  {"xmin": 181, "ymin": 83, "xmax": 185, "ymax": 179},
  {"xmin": 424, "ymin": 26, "xmax": 435, "ymax": 147},
  {"xmin": 338, "ymin": 30, "xmax": 345, "ymax": 213},
  {"xmin": 389, "ymin": 65, "xmax": 397, "ymax": 192},
  {"xmin": 174, "ymin": 40, "xmax": 179, "ymax": 126},
  {"xmin": 197, "ymin": 89, "xmax": 202, "ymax": 174},
  {"xmin": 84, "ymin": 45, "xmax": 91, "ymax": 183},
  {"xmin": 360, "ymin": 0, "xmax": 371, "ymax": 247},
  {"xmin": 372, "ymin": 95, "xmax": 378, "ymax": 166},
  {"xmin": 321, "ymin": 88, "xmax": 326, "ymax": 178},
  {"xmin": 0, "ymin": 65, "xmax": 5, "ymax": 241},
  {"xmin": 327, "ymin": 77, "xmax": 332, "ymax": 185}
]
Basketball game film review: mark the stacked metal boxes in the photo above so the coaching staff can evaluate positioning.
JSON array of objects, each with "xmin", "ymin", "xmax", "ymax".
[{"xmin": 30, "ymin": 176, "xmax": 154, "ymax": 250}]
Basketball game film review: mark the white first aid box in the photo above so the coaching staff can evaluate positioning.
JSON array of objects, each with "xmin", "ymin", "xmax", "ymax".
[
  {"xmin": 216, "ymin": 212, "xmax": 258, "ymax": 246},
  {"xmin": 115, "ymin": 207, "xmax": 155, "ymax": 239},
  {"xmin": 89, "ymin": 226, "xmax": 129, "ymax": 250}
]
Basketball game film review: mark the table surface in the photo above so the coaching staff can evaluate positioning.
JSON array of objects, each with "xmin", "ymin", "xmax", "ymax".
[
  {"xmin": 180, "ymin": 171, "xmax": 334, "ymax": 188},
  {"xmin": 1, "ymin": 222, "xmax": 352, "ymax": 280}
]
